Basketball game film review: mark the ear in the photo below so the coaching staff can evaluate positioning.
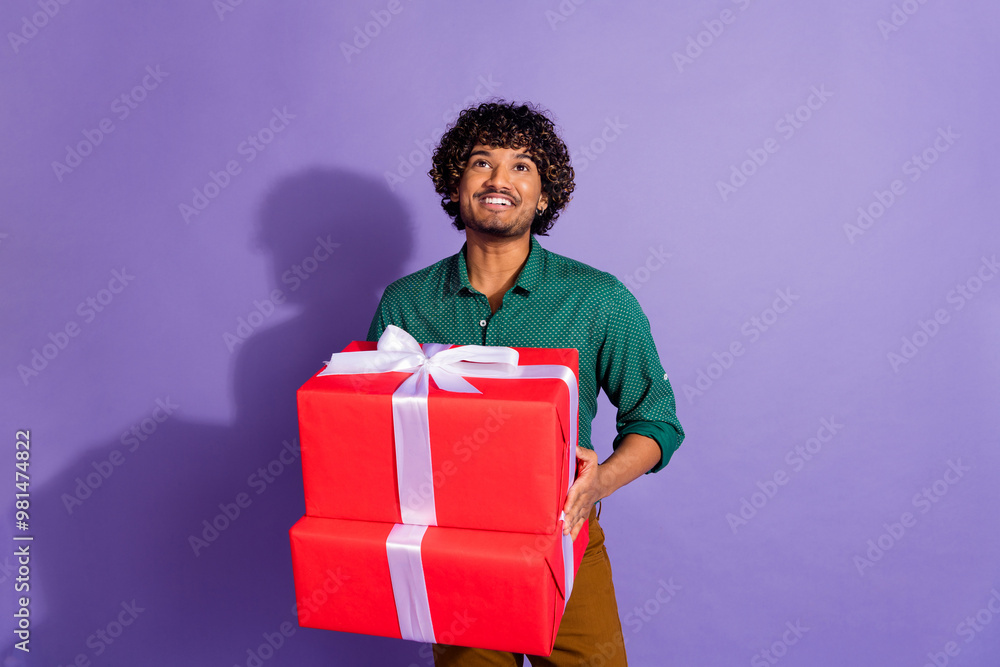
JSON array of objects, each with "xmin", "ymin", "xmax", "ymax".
[{"xmin": 538, "ymin": 192, "xmax": 548, "ymax": 211}]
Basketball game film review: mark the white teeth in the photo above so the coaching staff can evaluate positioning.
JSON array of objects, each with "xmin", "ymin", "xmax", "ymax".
[{"xmin": 483, "ymin": 196, "xmax": 511, "ymax": 206}]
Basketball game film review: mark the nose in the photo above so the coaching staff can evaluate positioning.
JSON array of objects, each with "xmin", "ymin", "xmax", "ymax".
[{"xmin": 485, "ymin": 163, "xmax": 512, "ymax": 191}]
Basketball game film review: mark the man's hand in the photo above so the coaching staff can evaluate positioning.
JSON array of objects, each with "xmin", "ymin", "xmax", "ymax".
[
  {"xmin": 562, "ymin": 434, "xmax": 662, "ymax": 540},
  {"xmin": 563, "ymin": 446, "xmax": 607, "ymax": 540}
]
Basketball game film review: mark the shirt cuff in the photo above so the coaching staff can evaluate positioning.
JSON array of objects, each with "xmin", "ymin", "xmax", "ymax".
[{"xmin": 613, "ymin": 422, "xmax": 682, "ymax": 474}]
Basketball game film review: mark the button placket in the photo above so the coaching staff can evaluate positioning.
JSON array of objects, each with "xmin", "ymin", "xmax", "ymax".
[{"xmin": 476, "ymin": 297, "xmax": 491, "ymax": 344}]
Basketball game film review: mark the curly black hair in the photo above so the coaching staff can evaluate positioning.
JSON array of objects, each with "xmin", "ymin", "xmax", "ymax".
[{"xmin": 429, "ymin": 100, "xmax": 575, "ymax": 236}]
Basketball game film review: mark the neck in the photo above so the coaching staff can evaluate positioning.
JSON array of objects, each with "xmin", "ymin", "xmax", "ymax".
[{"xmin": 464, "ymin": 228, "xmax": 531, "ymax": 312}]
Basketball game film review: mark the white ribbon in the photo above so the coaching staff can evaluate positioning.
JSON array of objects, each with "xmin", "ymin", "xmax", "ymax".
[
  {"xmin": 561, "ymin": 513, "xmax": 575, "ymax": 611},
  {"xmin": 320, "ymin": 325, "xmax": 581, "ymax": 634},
  {"xmin": 385, "ymin": 524, "xmax": 435, "ymax": 643}
]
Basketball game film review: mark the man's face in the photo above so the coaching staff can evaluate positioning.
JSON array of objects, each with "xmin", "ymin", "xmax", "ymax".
[{"xmin": 451, "ymin": 144, "xmax": 548, "ymax": 238}]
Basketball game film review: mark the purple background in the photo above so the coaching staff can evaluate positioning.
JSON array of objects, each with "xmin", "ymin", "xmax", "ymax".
[{"xmin": 2, "ymin": 1, "xmax": 999, "ymax": 665}]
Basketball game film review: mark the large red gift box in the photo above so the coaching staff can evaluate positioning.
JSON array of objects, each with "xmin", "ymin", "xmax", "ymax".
[
  {"xmin": 289, "ymin": 514, "xmax": 589, "ymax": 656},
  {"xmin": 297, "ymin": 338, "xmax": 579, "ymax": 535}
]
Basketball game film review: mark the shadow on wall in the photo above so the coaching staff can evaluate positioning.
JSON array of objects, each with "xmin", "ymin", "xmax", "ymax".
[{"xmin": 14, "ymin": 168, "xmax": 430, "ymax": 666}]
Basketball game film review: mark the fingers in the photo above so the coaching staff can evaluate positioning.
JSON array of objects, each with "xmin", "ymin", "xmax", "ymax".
[
  {"xmin": 566, "ymin": 505, "xmax": 589, "ymax": 539},
  {"xmin": 563, "ymin": 482, "xmax": 590, "ymax": 517},
  {"xmin": 563, "ymin": 493, "xmax": 583, "ymax": 524},
  {"xmin": 565, "ymin": 448, "xmax": 600, "ymax": 535},
  {"xmin": 576, "ymin": 445, "xmax": 597, "ymax": 465},
  {"xmin": 563, "ymin": 496, "xmax": 592, "ymax": 536},
  {"xmin": 563, "ymin": 512, "xmax": 583, "ymax": 537},
  {"xmin": 574, "ymin": 447, "xmax": 598, "ymax": 482},
  {"xmin": 563, "ymin": 477, "xmax": 579, "ymax": 510},
  {"xmin": 563, "ymin": 492, "xmax": 581, "ymax": 533}
]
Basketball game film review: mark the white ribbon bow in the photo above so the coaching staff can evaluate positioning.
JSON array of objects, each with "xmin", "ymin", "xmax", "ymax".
[{"xmin": 320, "ymin": 325, "xmax": 520, "ymax": 526}]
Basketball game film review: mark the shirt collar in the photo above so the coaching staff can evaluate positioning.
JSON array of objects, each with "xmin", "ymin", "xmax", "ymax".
[
  {"xmin": 447, "ymin": 235, "xmax": 546, "ymax": 296},
  {"xmin": 514, "ymin": 235, "xmax": 545, "ymax": 294}
]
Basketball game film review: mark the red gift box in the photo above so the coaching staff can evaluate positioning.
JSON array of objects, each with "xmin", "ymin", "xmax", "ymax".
[
  {"xmin": 297, "ymin": 334, "xmax": 579, "ymax": 535},
  {"xmin": 289, "ymin": 514, "xmax": 589, "ymax": 655}
]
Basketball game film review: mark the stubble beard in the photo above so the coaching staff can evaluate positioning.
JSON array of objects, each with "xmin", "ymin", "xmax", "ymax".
[{"xmin": 459, "ymin": 201, "xmax": 536, "ymax": 239}]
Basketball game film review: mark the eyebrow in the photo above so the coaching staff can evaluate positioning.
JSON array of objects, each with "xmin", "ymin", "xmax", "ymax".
[{"xmin": 469, "ymin": 149, "xmax": 536, "ymax": 163}]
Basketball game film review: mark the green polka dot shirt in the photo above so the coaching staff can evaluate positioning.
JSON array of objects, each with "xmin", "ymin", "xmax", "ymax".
[{"xmin": 367, "ymin": 235, "xmax": 685, "ymax": 472}]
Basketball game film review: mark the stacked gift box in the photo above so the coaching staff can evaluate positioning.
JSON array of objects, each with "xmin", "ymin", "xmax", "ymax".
[{"xmin": 288, "ymin": 326, "xmax": 589, "ymax": 655}]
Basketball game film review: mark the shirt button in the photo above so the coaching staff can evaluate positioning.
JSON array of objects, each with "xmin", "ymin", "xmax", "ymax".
[{"xmin": 479, "ymin": 319, "xmax": 487, "ymax": 327}]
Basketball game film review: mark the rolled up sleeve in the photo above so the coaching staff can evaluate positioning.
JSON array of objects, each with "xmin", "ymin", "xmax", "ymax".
[{"xmin": 597, "ymin": 282, "xmax": 685, "ymax": 473}]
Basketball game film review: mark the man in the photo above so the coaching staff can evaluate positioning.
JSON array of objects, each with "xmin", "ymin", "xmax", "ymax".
[{"xmin": 367, "ymin": 101, "xmax": 684, "ymax": 666}]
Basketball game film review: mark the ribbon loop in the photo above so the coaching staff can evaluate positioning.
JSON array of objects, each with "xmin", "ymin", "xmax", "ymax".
[{"xmin": 320, "ymin": 326, "xmax": 520, "ymax": 388}]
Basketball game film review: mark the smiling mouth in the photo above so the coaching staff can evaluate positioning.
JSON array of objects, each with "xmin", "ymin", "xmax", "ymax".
[{"xmin": 480, "ymin": 194, "xmax": 515, "ymax": 208}]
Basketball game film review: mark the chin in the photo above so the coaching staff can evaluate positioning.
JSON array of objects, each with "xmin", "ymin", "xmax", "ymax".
[
  {"xmin": 475, "ymin": 224, "xmax": 527, "ymax": 239},
  {"xmin": 464, "ymin": 216, "xmax": 531, "ymax": 238}
]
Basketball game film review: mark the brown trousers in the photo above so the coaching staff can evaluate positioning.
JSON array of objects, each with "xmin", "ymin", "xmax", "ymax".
[{"xmin": 433, "ymin": 507, "xmax": 628, "ymax": 666}]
